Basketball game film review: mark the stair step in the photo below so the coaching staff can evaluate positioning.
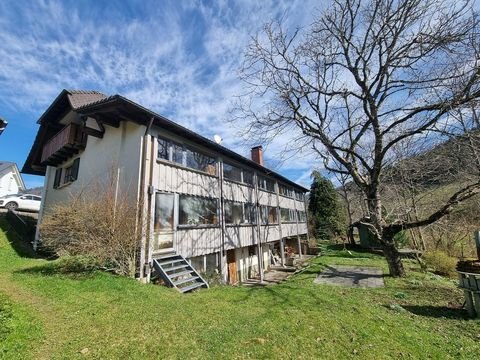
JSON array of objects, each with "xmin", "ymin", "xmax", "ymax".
[
  {"xmin": 155, "ymin": 253, "xmax": 179, "ymax": 260},
  {"xmin": 174, "ymin": 276, "xmax": 200, "ymax": 286},
  {"xmin": 179, "ymin": 282, "xmax": 205, "ymax": 293},
  {"xmin": 169, "ymin": 270, "xmax": 194, "ymax": 279},
  {"xmin": 165, "ymin": 264, "xmax": 190, "ymax": 272},
  {"xmin": 158, "ymin": 258, "xmax": 184, "ymax": 267}
]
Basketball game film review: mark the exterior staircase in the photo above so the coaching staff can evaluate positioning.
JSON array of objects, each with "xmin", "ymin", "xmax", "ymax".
[{"xmin": 152, "ymin": 250, "xmax": 209, "ymax": 293}]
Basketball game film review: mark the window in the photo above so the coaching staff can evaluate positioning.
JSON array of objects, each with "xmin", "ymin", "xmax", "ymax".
[
  {"xmin": 297, "ymin": 210, "xmax": 307, "ymax": 222},
  {"xmin": 223, "ymin": 163, "xmax": 242, "ymax": 182},
  {"xmin": 53, "ymin": 168, "xmax": 62, "ymax": 189},
  {"xmin": 224, "ymin": 201, "xmax": 244, "ymax": 224},
  {"xmin": 280, "ymin": 208, "xmax": 297, "ymax": 222},
  {"xmin": 179, "ymin": 195, "xmax": 218, "ymax": 226},
  {"xmin": 158, "ymin": 137, "xmax": 169, "ymax": 160},
  {"xmin": 242, "ymin": 171, "xmax": 254, "ymax": 185},
  {"xmin": 185, "ymin": 146, "xmax": 216, "ymax": 175},
  {"xmin": 260, "ymin": 205, "xmax": 278, "ymax": 224},
  {"xmin": 295, "ymin": 191, "xmax": 304, "ymax": 201},
  {"xmin": 54, "ymin": 158, "xmax": 80, "ymax": 188},
  {"xmin": 265, "ymin": 179, "xmax": 275, "ymax": 192},
  {"xmin": 224, "ymin": 201, "xmax": 256, "ymax": 225},
  {"xmin": 154, "ymin": 193, "xmax": 175, "ymax": 232},
  {"xmin": 243, "ymin": 203, "xmax": 256, "ymax": 224},
  {"xmin": 172, "ymin": 141, "xmax": 184, "ymax": 165},
  {"xmin": 157, "ymin": 137, "xmax": 217, "ymax": 175}
]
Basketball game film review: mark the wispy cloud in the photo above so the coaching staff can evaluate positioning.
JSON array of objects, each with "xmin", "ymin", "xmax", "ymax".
[{"xmin": 0, "ymin": 0, "xmax": 322, "ymax": 187}]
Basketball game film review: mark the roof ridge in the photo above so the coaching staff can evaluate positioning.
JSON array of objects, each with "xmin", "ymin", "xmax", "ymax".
[{"xmin": 66, "ymin": 89, "xmax": 106, "ymax": 95}]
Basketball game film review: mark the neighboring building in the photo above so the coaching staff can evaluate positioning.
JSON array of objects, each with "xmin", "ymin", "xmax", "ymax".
[
  {"xmin": 0, "ymin": 161, "xmax": 26, "ymax": 197},
  {"xmin": 0, "ymin": 117, "xmax": 7, "ymax": 135},
  {"xmin": 23, "ymin": 89, "xmax": 309, "ymax": 287}
]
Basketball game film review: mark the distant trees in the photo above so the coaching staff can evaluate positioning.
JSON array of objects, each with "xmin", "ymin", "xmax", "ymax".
[
  {"xmin": 237, "ymin": 0, "xmax": 480, "ymax": 276},
  {"xmin": 308, "ymin": 171, "xmax": 346, "ymax": 241}
]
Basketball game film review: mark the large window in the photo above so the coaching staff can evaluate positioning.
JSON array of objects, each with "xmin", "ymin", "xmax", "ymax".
[
  {"xmin": 185, "ymin": 146, "xmax": 216, "ymax": 174},
  {"xmin": 223, "ymin": 163, "xmax": 242, "ymax": 182},
  {"xmin": 258, "ymin": 176, "xmax": 275, "ymax": 192},
  {"xmin": 260, "ymin": 205, "xmax": 278, "ymax": 224},
  {"xmin": 157, "ymin": 137, "xmax": 217, "ymax": 175},
  {"xmin": 279, "ymin": 184, "xmax": 294, "ymax": 198},
  {"xmin": 224, "ymin": 201, "xmax": 256, "ymax": 225},
  {"xmin": 223, "ymin": 163, "xmax": 253, "ymax": 186},
  {"xmin": 179, "ymin": 195, "xmax": 218, "ymax": 226},
  {"xmin": 295, "ymin": 191, "xmax": 305, "ymax": 201},
  {"xmin": 297, "ymin": 210, "xmax": 307, "ymax": 222},
  {"xmin": 280, "ymin": 208, "xmax": 297, "ymax": 223}
]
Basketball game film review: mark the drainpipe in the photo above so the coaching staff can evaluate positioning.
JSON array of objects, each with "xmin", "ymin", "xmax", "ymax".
[
  {"xmin": 294, "ymin": 193, "xmax": 302, "ymax": 258},
  {"xmin": 218, "ymin": 159, "xmax": 227, "ymax": 283},
  {"xmin": 275, "ymin": 182, "xmax": 285, "ymax": 267},
  {"xmin": 138, "ymin": 116, "xmax": 155, "ymax": 281},
  {"xmin": 254, "ymin": 172, "xmax": 264, "ymax": 283}
]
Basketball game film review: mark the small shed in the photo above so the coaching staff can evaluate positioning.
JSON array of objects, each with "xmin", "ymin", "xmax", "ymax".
[{"xmin": 357, "ymin": 223, "xmax": 380, "ymax": 248}]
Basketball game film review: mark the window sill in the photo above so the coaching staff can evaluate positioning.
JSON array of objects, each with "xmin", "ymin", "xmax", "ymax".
[
  {"xmin": 156, "ymin": 158, "xmax": 218, "ymax": 178},
  {"xmin": 258, "ymin": 188, "xmax": 276, "ymax": 195},
  {"xmin": 225, "ymin": 223, "xmax": 256, "ymax": 227},
  {"xmin": 55, "ymin": 181, "xmax": 73, "ymax": 190},
  {"xmin": 177, "ymin": 224, "xmax": 221, "ymax": 230},
  {"xmin": 224, "ymin": 178, "xmax": 254, "ymax": 188}
]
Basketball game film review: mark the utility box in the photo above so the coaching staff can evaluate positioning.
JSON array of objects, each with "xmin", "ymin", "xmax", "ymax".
[{"xmin": 358, "ymin": 223, "xmax": 380, "ymax": 248}]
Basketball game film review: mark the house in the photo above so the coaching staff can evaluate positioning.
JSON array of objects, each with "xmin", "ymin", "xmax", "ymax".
[
  {"xmin": 22, "ymin": 90, "xmax": 309, "ymax": 289},
  {"xmin": 0, "ymin": 161, "xmax": 26, "ymax": 197}
]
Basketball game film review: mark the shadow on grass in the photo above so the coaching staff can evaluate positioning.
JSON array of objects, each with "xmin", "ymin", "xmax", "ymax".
[
  {"xmin": 403, "ymin": 305, "xmax": 471, "ymax": 320},
  {"xmin": 14, "ymin": 257, "xmax": 99, "ymax": 280},
  {"xmin": 0, "ymin": 216, "xmax": 37, "ymax": 259}
]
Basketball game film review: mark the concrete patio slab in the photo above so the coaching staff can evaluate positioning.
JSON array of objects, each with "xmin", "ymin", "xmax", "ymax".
[{"xmin": 314, "ymin": 265, "xmax": 384, "ymax": 288}]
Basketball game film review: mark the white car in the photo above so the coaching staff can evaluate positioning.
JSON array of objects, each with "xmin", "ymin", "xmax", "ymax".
[{"xmin": 0, "ymin": 194, "xmax": 42, "ymax": 212}]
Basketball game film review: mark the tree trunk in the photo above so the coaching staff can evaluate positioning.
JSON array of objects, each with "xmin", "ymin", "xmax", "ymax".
[{"xmin": 382, "ymin": 239, "xmax": 406, "ymax": 277}]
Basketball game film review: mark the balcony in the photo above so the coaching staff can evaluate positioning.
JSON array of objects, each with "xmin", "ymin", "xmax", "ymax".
[{"xmin": 41, "ymin": 123, "xmax": 86, "ymax": 166}]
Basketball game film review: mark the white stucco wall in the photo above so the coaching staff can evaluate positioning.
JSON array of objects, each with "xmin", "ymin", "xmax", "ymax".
[{"xmin": 43, "ymin": 121, "xmax": 145, "ymax": 211}]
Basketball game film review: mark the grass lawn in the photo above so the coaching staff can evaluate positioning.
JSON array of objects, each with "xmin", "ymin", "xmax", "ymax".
[{"xmin": 0, "ymin": 217, "xmax": 479, "ymax": 359}]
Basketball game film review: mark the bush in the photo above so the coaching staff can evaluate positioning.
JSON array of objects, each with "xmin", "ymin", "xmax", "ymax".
[
  {"xmin": 423, "ymin": 250, "xmax": 457, "ymax": 278},
  {"xmin": 39, "ymin": 181, "xmax": 140, "ymax": 278}
]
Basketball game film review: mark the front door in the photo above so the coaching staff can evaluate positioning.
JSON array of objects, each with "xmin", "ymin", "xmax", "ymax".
[
  {"xmin": 227, "ymin": 249, "xmax": 238, "ymax": 284},
  {"xmin": 153, "ymin": 192, "xmax": 175, "ymax": 252}
]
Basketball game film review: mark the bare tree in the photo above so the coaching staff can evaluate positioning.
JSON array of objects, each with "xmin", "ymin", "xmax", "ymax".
[{"xmin": 237, "ymin": 0, "xmax": 480, "ymax": 276}]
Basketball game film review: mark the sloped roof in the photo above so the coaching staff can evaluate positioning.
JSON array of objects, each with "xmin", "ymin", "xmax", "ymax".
[{"xmin": 22, "ymin": 90, "xmax": 308, "ymax": 191}]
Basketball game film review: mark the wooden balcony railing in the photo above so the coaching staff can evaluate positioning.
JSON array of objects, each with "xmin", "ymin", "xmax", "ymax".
[{"xmin": 41, "ymin": 123, "xmax": 86, "ymax": 165}]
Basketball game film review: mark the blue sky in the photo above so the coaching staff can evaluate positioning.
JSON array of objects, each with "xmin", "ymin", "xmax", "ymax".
[{"xmin": 0, "ymin": 0, "xmax": 321, "ymax": 189}]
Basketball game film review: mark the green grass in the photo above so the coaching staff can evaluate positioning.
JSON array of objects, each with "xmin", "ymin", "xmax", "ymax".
[{"xmin": 0, "ymin": 217, "xmax": 479, "ymax": 359}]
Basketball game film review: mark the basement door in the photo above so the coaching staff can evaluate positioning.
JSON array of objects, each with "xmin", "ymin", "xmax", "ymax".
[
  {"xmin": 153, "ymin": 192, "xmax": 176, "ymax": 252},
  {"xmin": 227, "ymin": 249, "xmax": 238, "ymax": 284}
]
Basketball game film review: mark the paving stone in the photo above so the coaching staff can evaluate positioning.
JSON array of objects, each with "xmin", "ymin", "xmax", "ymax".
[{"xmin": 314, "ymin": 265, "xmax": 384, "ymax": 288}]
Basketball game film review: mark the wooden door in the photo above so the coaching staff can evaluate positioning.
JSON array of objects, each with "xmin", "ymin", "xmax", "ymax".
[{"xmin": 227, "ymin": 249, "xmax": 238, "ymax": 284}]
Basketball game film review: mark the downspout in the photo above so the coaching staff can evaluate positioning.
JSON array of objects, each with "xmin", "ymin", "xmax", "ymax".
[
  {"xmin": 275, "ymin": 181, "xmax": 285, "ymax": 267},
  {"xmin": 254, "ymin": 172, "xmax": 264, "ymax": 283},
  {"xmin": 218, "ymin": 159, "xmax": 227, "ymax": 283},
  {"xmin": 138, "ymin": 116, "xmax": 155, "ymax": 281},
  {"xmin": 294, "ymin": 192, "xmax": 302, "ymax": 258}
]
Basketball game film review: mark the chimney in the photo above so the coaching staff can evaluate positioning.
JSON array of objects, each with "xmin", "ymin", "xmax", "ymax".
[{"xmin": 251, "ymin": 146, "xmax": 264, "ymax": 166}]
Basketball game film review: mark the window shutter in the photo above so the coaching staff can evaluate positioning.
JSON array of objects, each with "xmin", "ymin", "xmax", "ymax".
[
  {"xmin": 71, "ymin": 158, "xmax": 80, "ymax": 181},
  {"xmin": 53, "ymin": 168, "xmax": 62, "ymax": 189}
]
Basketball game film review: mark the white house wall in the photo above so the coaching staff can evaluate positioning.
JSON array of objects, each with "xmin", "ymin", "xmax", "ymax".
[
  {"xmin": 44, "ymin": 121, "xmax": 144, "ymax": 210},
  {"xmin": 225, "ymin": 225, "xmax": 256, "ymax": 250},
  {"xmin": 175, "ymin": 227, "xmax": 222, "ymax": 258}
]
